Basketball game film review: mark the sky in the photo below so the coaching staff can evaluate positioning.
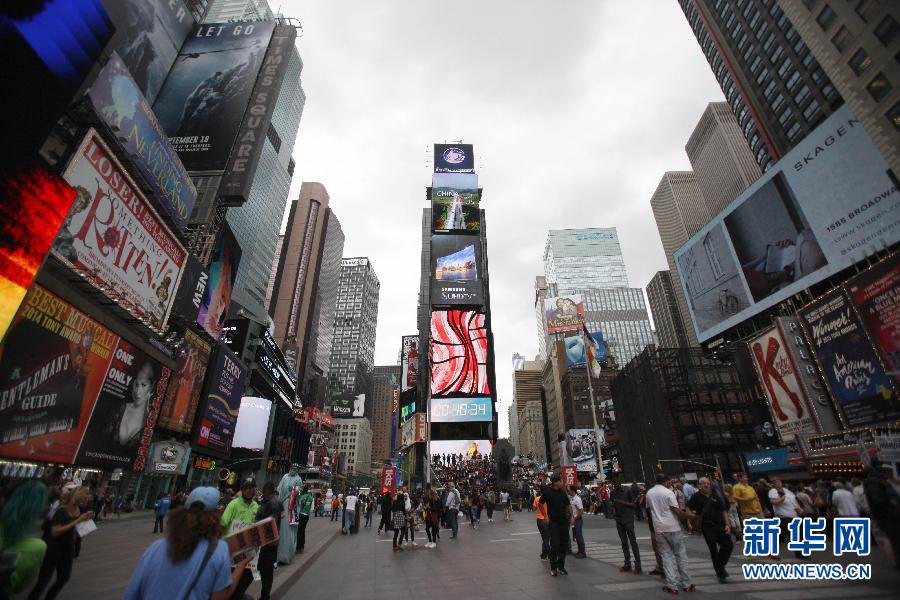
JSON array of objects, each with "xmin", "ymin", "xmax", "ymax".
[{"xmin": 280, "ymin": 0, "xmax": 725, "ymax": 438}]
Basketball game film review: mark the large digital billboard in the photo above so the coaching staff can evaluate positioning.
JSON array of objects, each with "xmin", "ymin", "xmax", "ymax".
[
  {"xmin": 153, "ymin": 21, "xmax": 276, "ymax": 172},
  {"xmin": 430, "ymin": 439, "xmax": 492, "ymax": 458},
  {"xmin": 158, "ymin": 329, "xmax": 212, "ymax": 434},
  {"xmin": 54, "ymin": 130, "xmax": 187, "ymax": 334},
  {"xmin": 434, "ymin": 144, "xmax": 474, "ymax": 173},
  {"xmin": 197, "ymin": 223, "xmax": 242, "ymax": 340},
  {"xmin": 193, "ymin": 345, "xmax": 246, "ymax": 458},
  {"xmin": 847, "ymin": 255, "xmax": 900, "ymax": 388},
  {"xmin": 544, "ymin": 295, "xmax": 585, "ymax": 333},
  {"xmin": 675, "ymin": 106, "xmax": 900, "ymax": 342},
  {"xmin": 430, "ymin": 310, "xmax": 491, "ymax": 396},
  {"xmin": 429, "ymin": 396, "xmax": 492, "ymax": 422},
  {"xmin": 401, "ymin": 335, "xmax": 419, "ymax": 392},
  {"xmin": 431, "ymin": 235, "xmax": 483, "ymax": 305},
  {"xmin": 432, "ymin": 173, "xmax": 480, "ymax": 233}
]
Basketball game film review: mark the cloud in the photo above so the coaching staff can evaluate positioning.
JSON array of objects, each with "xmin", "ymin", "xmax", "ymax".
[{"xmin": 281, "ymin": 0, "xmax": 724, "ymax": 438}]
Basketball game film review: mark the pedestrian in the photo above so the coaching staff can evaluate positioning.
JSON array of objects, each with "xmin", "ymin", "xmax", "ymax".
[
  {"xmin": 295, "ymin": 486, "xmax": 313, "ymax": 553},
  {"xmin": 641, "ymin": 490, "xmax": 665, "ymax": 577},
  {"xmin": 756, "ymin": 478, "xmax": 774, "ymax": 517},
  {"xmin": 851, "ymin": 477, "xmax": 870, "ymax": 518},
  {"xmin": 445, "ymin": 482, "xmax": 461, "ymax": 539},
  {"xmin": 124, "ymin": 487, "xmax": 251, "ymax": 600},
  {"xmin": 646, "ymin": 473, "xmax": 694, "ymax": 595},
  {"xmin": 501, "ymin": 488, "xmax": 513, "ymax": 521},
  {"xmin": 255, "ymin": 482, "xmax": 284, "ymax": 600},
  {"xmin": 732, "ymin": 472, "xmax": 763, "ymax": 522},
  {"xmin": 795, "ymin": 485, "xmax": 817, "ymax": 517},
  {"xmin": 153, "ymin": 493, "xmax": 171, "ymax": 534},
  {"xmin": 485, "ymin": 488, "xmax": 496, "ymax": 522},
  {"xmin": 391, "ymin": 489, "xmax": 408, "ymax": 552},
  {"xmin": 1, "ymin": 481, "xmax": 49, "ymax": 598},
  {"xmin": 424, "ymin": 489, "xmax": 441, "ymax": 548},
  {"xmin": 540, "ymin": 474, "xmax": 570, "ymax": 576},
  {"xmin": 468, "ymin": 493, "xmax": 479, "ymax": 529},
  {"xmin": 683, "ymin": 479, "xmax": 696, "ymax": 503},
  {"xmin": 567, "ymin": 486, "xmax": 586, "ymax": 558},
  {"xmin": 342, "ymin": 489, "xmax": 358, "ymax": 535},
  {"xmin": 610, "ymin": 476, "xmax": 641, "ymax": 574},
  {"xmin": 831, "ymin": 479, "xmax": 859, "ymax": 517},
  {"xmin": 378, "ymin": 491, "xmax": 393, "ymax": 534},
  {"xmin": 533, "ymin": 490, "xmax": 550, "ymax": 560},
  {"xmin": 364, "ymin": 493, "xmax": 375, "ymax": 528},
  {"xmin": 768, "ymin": 478, "xmax": 802, "ymax": 559},
  {"xmin": 330, "ymin": 495, "xmax": 341, "ymax": 522},
  {"xmin": 403, "ymin": 489, "xmax": 418, "ymax": 547},
  {"xmin": 864, "ymin": 462, "xmax": 900, "ymax": 569},
  {"xmin": 687, "ymin": 477, "xmax": 732, "ymax": 583},
  {"xmin": 28, "ymin": 485, "xmax": 93, "ymax": 600},
  {"xmin": 220, "ymin": 478, "xmax": 259, "ymax": 599}
]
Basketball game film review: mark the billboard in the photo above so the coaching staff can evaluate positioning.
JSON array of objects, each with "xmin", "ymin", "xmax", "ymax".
[
  {"xmin": 798, "ymin": 288, "xmax": 900, "ymax": 428},
  {"xmin": 147, "ymin": 440, "xmax": 192, "ymax": 475},
  {"xmin": 744, "ymin": 447, "xmax": 793, "ymax": 474},
  {"xmin": 564, "ymin": 332, "xmax": 606, "ymax": 368},
  {"xmin": 381, "ymin": 466, "xmax": 397, "ymax": 493},
  {"xmin": 400, "ymin": 414, "xmax": 426, "ymax": 447},
  {"xmin": 87, "ymin": 52, "xmax": 196, "ymax": 231},
  {"xmin": 431, "ymin": 173, "xmax": 480, "ymax": 233},
  {"xmin": 103, "ymin": 0, "xmax": 195, "ymax": 104},
  {"xmin": 434, "ymin": 144, "xmax": 474, "ymax": 172},
  {"xmin": 429, "ymin": 439, "xmax": 492, "ymax": 458},
  {"xmin": 53, "ymin": 130, "xmax": 187, "ymax": 333},
  {"xmin": 401, "ymin": 335, "xmax": 418, "ymax": 392},
  {"xmin": 430, "ymin": 310, "xmax": 491, "ymax": 396},
  {"xmin": 566, "ymin": 429, "xmax": 599, "ymax": 472},
  {"xmin": 153, "ymin": 21, "xmax": 276, "ymax": 172},
  {"xmin": 170, "ymin": 255, "xmax": 209, "ymax": 323},
  {"xmin": 232, "ymin": 396, "xmax": 272, "ymax": 451},
  {"xmin": 197, "ymin": 223, "xmax": 242, "ymax": 340},
  {"xmin": 193, "ymin": 345, "xmax": 246, "ymax": 458},
  {"xmin": 431, "ymin": 235, "xmax": 483, "ymax": 305},
  {"xmin": 0, "ymin": 163, "xmax": 77, "ymax": 342},
  {"xmin": 76, "ymin": 338, "xmax": 170, "ymax": 472},
  {"xmin": 847, "ymin": 255, "xmax": 900, "ymax": 388},
  {"xmin": 157, "ymin": 329, "xmax": 212, "ymax": 434},
  {"xmin": 544, "ymin": 295, "xmax": 585, "ymax": 333},
  {"xmin": 0, "ymin": 286, "xmax": 116, "ymax": 464},
  {"xmin": 429, "ymin": 396, "xmax": 492, "ymax": 422},
  {"xmin": 329, "ymin": 392, "xmax": 364, "ymax": 418},
  {"xmin": 675, "ymin": 106, "xmax": 900, "ymax": 342},
  {"xmin": 747, "ymin": 325, "xmax": 820, "ymax": 445}
]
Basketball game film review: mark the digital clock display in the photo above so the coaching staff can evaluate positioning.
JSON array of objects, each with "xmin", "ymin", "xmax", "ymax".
[{"xmin": 429, "ymin": 396, "xmax": 492, "ymax": 422}]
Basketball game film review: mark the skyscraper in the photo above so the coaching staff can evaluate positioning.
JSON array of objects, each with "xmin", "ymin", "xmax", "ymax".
[
  {"xmin": 264, "ymin": 234, "xmax": 283, "ymax": 313},
  {"xmin": 371, "ymin": 365, "xmax": 400, "ymax": 465},
  {"xmin": 203, "ymin": 0, "xmax": 274, "ymax": 21},
  {"xmin": 534, "ymin": 276, "xmax": 549, "ymax": 360},
  {"xmin": 269, "ymin": 183, "xmax": 344, "ymax": 408},
  {"xmin": 646, "ymin": 270, "xmax": 690, "ymax": 349},
  {"xmin": 328, "ymin": 258, "xmax": 380, "ymax": 408},
  {"xmin": 679, "ymin": 0, "xmax": 843, "ymax": 170}
]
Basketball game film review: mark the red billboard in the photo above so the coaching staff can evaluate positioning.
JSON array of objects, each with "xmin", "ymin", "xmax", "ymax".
[
  {"xmin": 561, "ymin": 466, "xmax": 577, "ymax": 488},
  {"xmin": 381, "ymin": 466, "xmax": 397, "ymax": 493},
  {"xmin": 430, "ymin": 310, "xmax": 490, "ymax": 397},
  {"xmin": 847, "ymin": 255, "xmax": 900, "ymax": 389}
]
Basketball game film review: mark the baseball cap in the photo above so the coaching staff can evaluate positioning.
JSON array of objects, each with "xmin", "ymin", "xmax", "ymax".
[
  {"xmin": 186, "ymin": 486, "xmax": 220, "ymax": 511},
  {"xmin": 241, "ymin": 477, "xmax": 257, "ymax": 489}
]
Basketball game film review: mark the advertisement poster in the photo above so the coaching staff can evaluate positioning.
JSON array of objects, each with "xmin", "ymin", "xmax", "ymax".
[
  {"xmin": 54, "ymin": 130, "xmax": 186, "ymax": 333},
  {"xmin": 232, "ymin": 397, "xmax": 272, "ymax": 451},
  {"xmin": 381, "ymin": 466, "xmax": 397, "ymax": 492},
  {"xmin": 197, "ymin": 223, "xmax": 242, "ymax": 340},
  {"xmin": 566, "ymin": 429, "xmax": 599, "ymax": 472},
  {"xmin": 431, "ymin": 235, "xmax": 483, "ymax": 305},
  {"xmin": 0, "ymin": 163, "xmax": 77, "ymax": 342},
  {"xmin": 430, "ymin": 310, "xmax": 491, "ymax": 397},
  {"xmin": 432, "ymin": 173, "xmax": 480, "ymax": 232},
  {"xmin": 564, "ymin": 332, "xmax": 606, "ymax": 368},
  {"xmin": 430, "ymin": 439, "xmax": 492, "ymax": 458},
  {"xmin": 847, "ymin": 255, "xmax": 900, "ymax": 388},
  {"xmin": 158, "ymin": 329, "xmax": 212, "ymax": 434},
  {"xmin": 171, "ymin": 255, "xmax": 209, "ymax": 323},
  {"xmin": 561, "ymin": 465, "xmax": 577, "ymax": 488},
  {"xmin": 76, "ymin": 339, "xmax": 170, "ymax": 471},
  {"xmin": 748, "ymin": 326, "xmax": 819, "ymax": 444},
  {"xmin": 675, "ymin": 106, "xmax": 900, "ymax": 342},
  {"xmin": 104, "ymin": 0, "xmax": 195, "ymax": 104},
  {"xmin": 147, "ymin": 440, "xmax": 192, "ymax": 475},
  {"xmin": 434, "ymin": 144, "xmax": 474, "ymax": 172},
  {"xmin": 0, "ymin": 286, "xmax": 117, "ymax": 464},
  {"xmin": 153, "ymin": 22, "xmax": 276, "ymax": 171},
  {"xmin": 401, "ymin": 335, "xmax": 418, "ymax": 392},
  {"xmin": 798, "ymin": 288, "xmax": 900, "ymax": 428},
  {"xmin": 544, "ymin": 295, "xmax": 585, "ymax": 333},
  {"xmin": 87, "ymin": 52, "xmax": 196, "ymax": 231},
  {"xmin": 329, "ymin": 392, "xmax": 365, "ymax": 418},
  {"xmin": 194, "ymin": 345, "xmax": 246, "ymax": 458}
]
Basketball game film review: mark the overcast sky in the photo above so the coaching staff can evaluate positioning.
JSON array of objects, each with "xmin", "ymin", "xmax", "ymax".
[{"xmin": 281, "ymin": 0, "xmax": 724, "ymax": 437}]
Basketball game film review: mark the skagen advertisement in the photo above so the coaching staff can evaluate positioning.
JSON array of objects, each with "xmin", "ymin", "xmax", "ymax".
[
  {"xmin": 431, "ymin": 234, "xmax": 483, "ymax": 306},
  {"xmin": 153, "ymin": 21, "xmax": 276, "ymax": 171},
  {"xmin": 53, "ymin": 130, "xmax": 187, "ymax": 334},
  {"xmin": 675, "ymin": 105, "xmax": 900, "ymax": 342},
  {"xmin": 0, "ymin": 286, "xmax": 116, "ymax": 464},
  {"xmin": 194, "ymin": 345, "xmax": 246, "ymax": 458},
  {"xmin": 848, "ymin": 255, "xmax": 900, "ymax": 388},
  {"xmin": 76, "ymin": 339, "xmax": 170, "ymax": 471},
  {"xmin": 432, "ymin": 172, "xmax": 480, "ymax": 233},
  {"xmin": 798, "ymin": 288, "xmax": 900, "ymax": 429}
]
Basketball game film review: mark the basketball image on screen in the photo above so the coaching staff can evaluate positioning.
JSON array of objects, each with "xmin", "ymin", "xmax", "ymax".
[{"xmin": 430, "ymin": 310, "xmax": 490, "ymax": 396}]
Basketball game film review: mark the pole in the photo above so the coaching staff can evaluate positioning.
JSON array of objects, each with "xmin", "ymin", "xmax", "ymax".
[
  {"xmin": 583, "ymin": 337, "xmax": 604, "ymax": 483},
  {"xmin": 425, "ymin": 390, "xmax": 432, "ymax": 487}
]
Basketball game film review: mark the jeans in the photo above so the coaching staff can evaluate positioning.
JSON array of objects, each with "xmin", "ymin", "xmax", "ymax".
[
  {"xmin": 393, "ymin": 526, "xmax": 406, "ymax": 547},
  {"xmin": 297, "ymin": 513, "xmax": 309, "ymax": 551},
  {"xmin": 616, "ymin": 519, "xmax": 641, "ymax": 569},
  {"xmin": 701, "ymin": 526, "xmax": 733, "ymax": 578},
  {"xmin": 331, "ymin": 507, "xmax": 340, "ymax": 521},
  {"xmin": 537, "ymin": 519, "xmax": 550, "ymax": 558},
  {"xmin": 471, "ymin": 506, "xmax": 479, "ymax": 526},
  {"xmin": 486, "ymin": 505, "xmax": 494, "ymax": 520},
  {"xmin": 343, "ymin": 509, "xmax": 355, "ymax": 533},
  {"xmin": 258, "ymin": 562, "xmax": 274, "ymax": 600},
  {"xmin": 153, "ymin": 515, "xmax": 164, "ymax": 533},
  {"xmin": 657, "ymin": 530, "xmax": 691, "ymax": 590},
  {"xmin": 548, "ymin": 521, "xmax": 570, "ymax": 571},
  {"xmin": 447, "ymin": 508, "xmax": 459, "ymax": 537},
  {"xmin": 364, "ymin": 510, "xmax": 373, "ymax": 527},
  {"xmin": 572, "ymin": 518, "xmax": 585, "ymax": 554}
]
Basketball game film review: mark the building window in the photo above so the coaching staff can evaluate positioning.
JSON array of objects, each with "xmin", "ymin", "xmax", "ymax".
[
  {"xmin": 803, "ymin": 98, "xmax": 821, "ymax": 121},
  {"xmin": 786, "ymin": 71, "xmax": 801, "ymax": 90},
  {"xmin": 772, "ymin": 93, "xmax": 785, "ymax": 111},
  {"xmin": 703, "ymin": 234, "xmax": 725, "ymax": 280},
  {"xmin": 816, "ymin": 5, "xmax": 836, "ymax": 31},
  {"xmin": 855, "ymin": 0, "xmax": 878, "ymax": 23},
  {"xmin": 867, "ymin": 73, "xmax": 894, "ymax": 102},
  {"xmin": 786, "ymin": 121, "xmax": 802, "ymax": 141},
  {"xmin": 874, "ymin": 15, "xmax": 900, "ymax": 46},
  {"xmin": 778, "ymin": 107, "xmax": 794, "ymax": 125},
  {"xmin": 831, "ymin": 26, "xmax": 851, "ymax": 52},
  {"xmin": 887, "ymin": 100, "xmax": 900, "ymax": 130},
  {"xmin": 849, "ymin": 47, "xmax": 873, "ymax": 75},
  {"xmin": 794, "ymin": 85, "xmax": 811, "ymax": 105}
]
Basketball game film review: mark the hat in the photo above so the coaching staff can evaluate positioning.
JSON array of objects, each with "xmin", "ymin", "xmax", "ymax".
[
  {"xmin": 550, "ymin": 473, "xmax": 561, "ymax": 483},
  {"xmin": 241, "ymin": 477, "xmax": 257, "ymax": 489},
  {"xmin": 186, "ymin": 487, "xmax": 220, "ymax": 511}
]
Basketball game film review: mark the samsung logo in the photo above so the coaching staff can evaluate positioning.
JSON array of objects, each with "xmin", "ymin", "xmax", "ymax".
[{"xmin": 442, "ymin": 147, "xmax": 467, "ymax": 164}]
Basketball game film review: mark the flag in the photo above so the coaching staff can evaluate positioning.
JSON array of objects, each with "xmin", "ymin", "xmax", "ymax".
[{"xmin": 583, "ymin": 325, "xmax": 604, "ymax": 378}]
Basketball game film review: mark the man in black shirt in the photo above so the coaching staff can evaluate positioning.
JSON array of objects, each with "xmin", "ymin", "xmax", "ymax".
[
  {"xmin": 610, "ymin": 476, "xmax": 641, "ymax": 574},
  {"xmin": 540, "ymin": 474, "xmax": 571, "ymax": 576},
  {"xmin": 687, "ymin": 477, "xmax": 732, "ymax": 582}
]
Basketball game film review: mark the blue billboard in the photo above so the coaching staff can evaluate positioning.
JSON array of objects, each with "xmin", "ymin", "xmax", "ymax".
[
  {"xmin": 744, "ymin": 447, "xmax": 792, "ymax": 474},
  {"xmin": 564, "ymin": 332, "xmax": 607, "ymax": 368}
]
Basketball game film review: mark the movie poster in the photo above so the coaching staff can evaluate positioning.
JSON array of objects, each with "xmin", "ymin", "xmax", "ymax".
[
  {"xmin": 544, "ymin": 295, "xmax": 585, "ymax": 333},
  {"xmin": 158, "ymin": 329, "xmax": 212, "ymax": 434},
  {"xmin": 76, "ymin": 339, "xmax": 170, "ymax": 471},
  {"xmin": 0, "ymin": 286, "xmax": 117, "ymax": 464},
  {"xmin": 197, "ymin": 223, "xmax": 242, "ymax": 340},
  {"xmin": 193, "ymin": 345, "xmax": 246, "ymax": 458},
  {"xmin": 566, "ymin": 429, "xmax": 599, "ymax": 472},
  {"xmin": 401, "ymin": 335, "xmax": 418, "ymax": 392},
  {"xmin": 798, "ymin": 288, "xmax": 900, "ymax": 429},
  {"xmin": 848, "ymin": 256, "xmax": 900, "ymax": 388}
]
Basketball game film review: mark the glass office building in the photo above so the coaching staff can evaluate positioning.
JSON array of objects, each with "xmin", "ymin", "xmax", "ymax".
[{"xmin": 543, "ymin": 228, "xmax": 629, "ymax": 293}]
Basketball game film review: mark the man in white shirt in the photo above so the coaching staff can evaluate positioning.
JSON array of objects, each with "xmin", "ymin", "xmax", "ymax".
[
  {"xmin": 567, "ymin": 486, "xmax": 586, "ymax": 558},
  {"xmin": 500, "ymin": 489, "xmax": 512, "ymax": 521},
  {"xmin": 831, "ymin": 479, "xmax": 860, "ymax": 517},
  {"xmin": 768, "ymin": 478, "xmax": 802, "ymax": 559},
  {"xmin": 646, "ymin": 474, "xmax": 695, "ymax": 594},
  {"xmin": 342, "ymin": 490, "xmax": 358, "ymax": 534}
]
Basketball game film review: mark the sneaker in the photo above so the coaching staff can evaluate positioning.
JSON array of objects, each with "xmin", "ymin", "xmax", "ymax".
[
  {"xmin": 618, "ymin": 565, "xmax": 632, "ymax": 573},
  {"xmin": 662, "ymin": 586, "xmax": 679, "ymax": 595},
  {"xmin": 633, "ymin": 567, "xmax": 642, "ymax": 575},
  {"xmin": 411, "ymin": 542, "xmax": 418, "ymax": 547},
  {"xmin": 682, "ymin": 584, "xmax": 695, "ymax": 592},
  {"xmin": 551, "ymin": 569, "xmax": 558, "ymax": 577},
  {"xmin": 649, "ymin": 568, "xmax": 664, "ymax": 577},
  {"xmin": 558, "ymin": 568, "xmax": 568, "ymax": 575}
]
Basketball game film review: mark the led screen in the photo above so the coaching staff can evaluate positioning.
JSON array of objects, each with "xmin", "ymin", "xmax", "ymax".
[
  {"xmin": 430, "ymin": 310, "xmax": 490, "ymax": 396},
  {"xmin": 430, "ymin": 396, "xmax": 492, "ymax": 422},
  {"xmin": 430, "ymin": 439, "xmax": 492, "ymax": 458}
]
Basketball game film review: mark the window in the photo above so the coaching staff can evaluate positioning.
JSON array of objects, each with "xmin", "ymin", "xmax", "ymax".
[
  {"xmin": 770, "ymin": 45, "xmax": 784, "ymax": 64},
  {"xmin": 831, "ymin": 26, "xmax": 851, "ymax": 52},
  {"xmin": 795, "ymin": 85, "xmax": 811, "ymax": 104},
  {"xmin": 763, "ymin": 32, "xmax": 776, "ymax": 52},
  {"xmin": 703, "ymin": 234, "xmax": 725, "ymax": 279},
  {"xmin": 887, "ymin": 100, "xmax": 900, "ymax": 130},
  {"xmin": 763, "ymin": 79, "xmax": 777, "ymax": 99},
  {"xmin": 855, "ymin": 0, "xmax": 878, "ymax": 23},
  {"xmin": 786, "ymin": 121, "xmax": 802, "ymax": 141},
  {"xmin": 778, "ymin": 107, "xmax": 794, "ymax": 125},
  {"xmin": 803, "ymin": 98, "xmax": 821, "ymax": 121},
  {"xmin": 874, "ymin": 15, "xmax": 900, "ymax": 46},
  {"xmin": 786, "ymin": 71, "xmax": 801, "ymax": 90},
  {"xmin": 772, "ymin": 93, "xmax": 785, "ymax": 111},
  {"xmin": 802, "ymin": 0, "xmax": 818, "ymax": 9},
  {"xmin": 816, "ymin": 5, "xmax": 836, "ymax": 31},
  {"xmin": 849, "ymin": 47, "xmax": 873, "ymax": 75},
  {"xmin": 756, "ymin": 146, "xmax": 769, "ymax": 165},
  {"xmin": 757, "ymin": 67, "xmax": 770, "ymax": 85},
  {"xmin": 750, "ymin": 55, "xmax": 762, "ymax": 74},
  {"xmin": 777, "ymin": 56, "xmax": 792, "ymax": 77},
  {"xmin": 867, "ymin": 73, "xmax": 894, "ymax": 102}
]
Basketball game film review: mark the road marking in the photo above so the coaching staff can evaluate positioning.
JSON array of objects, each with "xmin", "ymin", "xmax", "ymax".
[
  {"xmin": 376, "ymin": 539, "xmax": 393, "ymax": 543},
  {"xmin": 490, "ymin": 538, "xmax": 517, "ymax": 542}
]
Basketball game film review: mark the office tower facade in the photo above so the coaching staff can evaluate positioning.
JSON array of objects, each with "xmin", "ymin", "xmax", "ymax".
[
  {"xmin": 513, "ymin": 357, "xmax": 545, "ymax": 459},
  {"xmin": 685, "ymin": 102, "xmax": 763, "ymax": 214},
  {"xmin": 778, "ymin": 1, "xmax": 900, "ymax": 178},
  {"xmin": 333, "ymin": 418, "xmax": 373, "ymax": 476},
  {"xmin": 646, "ymin": 270, "xmax": 690, "ymax": 349},
  {"xmin": 518, "ymin": 401, "xmax": 548, "ymax": 461},
  {"xmin": 269, "ymin": 183, "xmax": 345, "ymax": 408},
  {"xmin": 543, "ymin": 228, "xmax": 629, "ymax": 293},
  {"xmin": 580, "ymin": 288, "xmax": 655, "ymax": 368},
  {"xmin": 371, "ymin": 365, "xmax": 401, "ymax": 465},
  {"xmin": 534, "ymin": 276, "xmax": 550, "ymax": 360},
  {"xmin": 679, "ymin": 0, "xmax": 843, "ymax": 170},
  {"xmin": 328, "ymin": 258, "xmax": 380, "ymax": 404},
  {"xmin": 264, "ymin": 234, "xmax": 283, "ymax": 313},
  {"xmin": 508, "ymin": 404, "xmax": 519, "ymax": 452},
  {"xmin": 650, "ymin": 172, "xmax": 710, "ymax": 346},
  {"xmin": 203, "ymin": 0, "xmax": 274, "ymax": 22}
]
